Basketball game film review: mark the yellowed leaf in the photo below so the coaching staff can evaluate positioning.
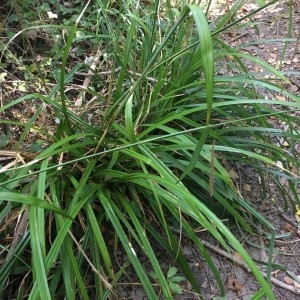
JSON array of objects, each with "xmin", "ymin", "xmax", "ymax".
[
  {"xmin": 283, "ymin": 141, "xmax": 289, "ymax": 147},
  {"xmin": 295, "ymin": 204, "xmax": 300, "ymax": 216}
]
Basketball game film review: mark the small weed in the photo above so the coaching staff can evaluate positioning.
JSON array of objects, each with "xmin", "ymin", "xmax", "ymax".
[{"xmin": 150, "ymin": 267, "xmax": 186, "ymax": 295}]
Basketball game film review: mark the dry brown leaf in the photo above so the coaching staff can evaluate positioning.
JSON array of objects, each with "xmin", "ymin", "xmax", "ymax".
[
  {"xmin": 281, "ymin": 223, "xmax": 295, "ymax": 233},
  {"xmin": 225, "ymin": 277, "xmax": 244, "ymax": 296},
  {"xmin": 259, "ymin": 200, "xmax": 272, "ymax": 212},
  {"xmin": 284, "ymin": 276, "xmax": 294, "ymax": 285},
  {"xmin": 295, "ymin": 205, "xmax": 300, "ymax": 223},
  {"xmin": 233, "ymin": 252, "xmax": 243, "ymax": 260},
  {"xmin": 290, "ymin": 85, "xmax": 299, "ymax": 92},
  {"xmin": 194, "ymin": 261, "xmax": 204, "ymax": 269}
]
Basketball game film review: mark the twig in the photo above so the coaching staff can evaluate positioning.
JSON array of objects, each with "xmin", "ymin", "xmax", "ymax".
[
  {"xmin": 74, "ymin": 45, "xmax": 102, "ymax": 107},
  {"xmin": 0, "ymin": 151, "xmax": 28, "ymax": 173},
  {"xmin": 202, "ymin": 239, "xmax": 300, "ymax": 295},
  {"xmin": 74, "ymin": 67, "xmax": 121, "ymax": 77},
  {"xmin": 171, "ymin": 227, "xmax": 300, "ymax": 296},
  {"xmin": 68, "ymin": 229, "xmax": 115, "ymax": 294},
  {"xmin": 74, "ymin": 67, "xmax": 159, "ymax": 83},
  {"xmin": 263, "ymin": 271, "xmax": 300, "ymax": 295},
  {"xmin": 127, "ymin": 69, "xmax": 159, "ymax": 83},
  {"xmin": 200, "ymin": 239, "xmax": 251, "ymax": 272},
  {"xmin": 278, "ymin": 209, "xmax": 297, "ymax": 227},
  {"xmin": 230, "ymin": 32, "xmax": 248, "ymax": 43}
]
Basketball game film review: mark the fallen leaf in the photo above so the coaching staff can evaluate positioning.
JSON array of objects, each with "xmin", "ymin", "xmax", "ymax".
[
  {"xmin": 277, "ymin": 160, "xmax": 283, "ymax": 168},
  {"xmin": 243, "ymin": 183, "xmax": 251, "ymax": 192},
  {"xmin": 284, "ymin": 276, "xmax": 294, "ymax": 285},
  {"xmin": 295, "ymin": 205, "xmax": 300, "ymax": 223},
  {"xmin": 290, "ymin": 85, "xmax": 298, "ymax": 92},
  {"xmin": 281, "ymin": 223, "xmax": 295, "ymax": 233},
  {"xmin": 0, "ymin": 72, "xmax": 7, "ymax": 82},
  {"xmin": 229, "ymin": 169, "xmax": 239, "ymax": 179},
  {"xmin": 295, "ymin": 204, "xmax": 300, "ymax": 216},
  {"xmin": 194, "ymin": 261, "xmax": 204, "ymax": 269},
  {"xmin": 259, "ymin": 201, "xmax": 272, "ymax": 212},
  {"xmin": 225, "ymin": 277, "xmax": 244, "ymax": 296},
  {"xmin": 233, "ymin": 252, "xmax": 243, "ymax": 260}
]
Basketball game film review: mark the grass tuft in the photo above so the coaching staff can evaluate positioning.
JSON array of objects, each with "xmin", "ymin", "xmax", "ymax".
[{"xmin": 0, "ymin": 0, "xmax": 299, "ymax": 299}]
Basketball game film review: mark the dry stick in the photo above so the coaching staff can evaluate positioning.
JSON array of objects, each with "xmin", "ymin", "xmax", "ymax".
[
  {"xmin": 201, "ymin": 239, "xmax": 300, "ymax": 296},
  {"xmin": 74, "ymin": 67, "xmax": 159, "ymax": 83},
  {"xmin": 200, "ymin": 239, "xmax": 251, "ymax": 272},
  {"xmin": 277, "ymin": 209, "xmax": 298, "ymax": 227},
  {"xmin": 68, "ymin": 229, "xmax": 115, "ymax": 294},
  {"xmin": 0, "ymin": 151, "xmax": 30, "ymax": 173},
  {"xmin": 74, "ymin": 45, "xmax": 102, "ymax": 107},
  {"xmin": 74, "ymin": 67, "xmax": 121, "ymax": 77},
  {"xmin": 171, "ymin": 227, "xmax": 300, "ymax": 295},
  {"xmin": 230, "ymin": 32, "xmax": 249, "ymax": 43},
  {"xmin": 0, "ymin": 79, "xmax": 3, "ymax": 107}
]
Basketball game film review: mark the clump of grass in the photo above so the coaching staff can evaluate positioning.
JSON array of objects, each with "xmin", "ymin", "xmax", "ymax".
[{"xmin": 0, "ymin": 0, "xmax": 299, "ymax": 299}]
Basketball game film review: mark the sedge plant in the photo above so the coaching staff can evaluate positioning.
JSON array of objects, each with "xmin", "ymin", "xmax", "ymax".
[{"xmin": 0, "ymin": 0, "xmax": 299, "ymax": 299}]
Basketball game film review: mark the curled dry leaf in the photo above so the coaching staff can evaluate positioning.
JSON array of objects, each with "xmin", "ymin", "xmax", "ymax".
[{"xmin": 225, "ymin": 277, "xmax": 244, "ymax": 296}]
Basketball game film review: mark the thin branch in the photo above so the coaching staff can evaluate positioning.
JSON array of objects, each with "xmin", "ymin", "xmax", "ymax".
[
  {"xmin": 201, "ymin": 239, "xmax": 300, "ymax": 296},
  {"xmin": 74, "ymin": 67, "xmax": 160, "ymax": 83}
]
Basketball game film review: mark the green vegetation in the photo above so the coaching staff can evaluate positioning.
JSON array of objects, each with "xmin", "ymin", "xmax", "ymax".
[{"xmin": 0, "ymin": 0, "xmax": 299, "ymax": 299}]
